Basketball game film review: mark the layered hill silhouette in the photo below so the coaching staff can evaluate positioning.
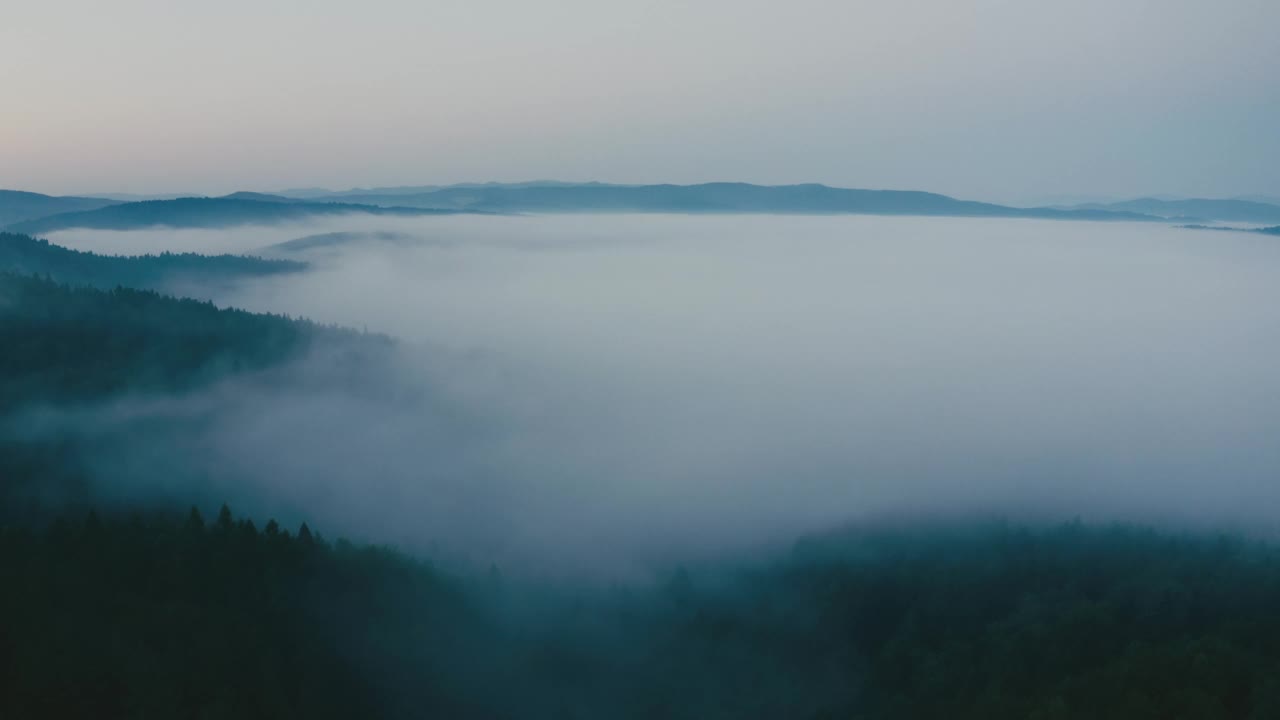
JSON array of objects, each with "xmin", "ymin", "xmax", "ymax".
[
  {"xmin": 278, "ymin": 182, "xmax": 1157, "ymax": 220},
  {"xmin": 15, "ymin": 184, "xmax": 1280, "ymax": 230},
  {"xmin": 0, "ymin": 190, "xmax": 121, "ymax": 226},
  {"xmin": 1068, "ymin": 197, "xmax": 1280, "ymax": 224},
  {"xmin": 4, "ymin": 197, "xmax": 476, "ymax": 234},
  {"xmin": 0, "ymin": 231, "xmax": 304, "ymax": 292}
]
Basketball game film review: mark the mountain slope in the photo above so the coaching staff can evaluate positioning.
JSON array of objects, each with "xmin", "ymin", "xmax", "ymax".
[
  {"xmin": 0, "ymin": 269, "xmax": 393, "ymax": 513},
  {"xmin": 0, "ymin": 190, "xmax": 121, "ymax": 226},
  {"xmin": 0, "ymin": 232, "xmax": 304, "ymax": 292},
  {"xmin": 5, "ymin": 197, "xmax": 474, "ymax": 234},
  {"xmin": 220, "ymin": 191, "xmax": 310, "ymax": 203}
]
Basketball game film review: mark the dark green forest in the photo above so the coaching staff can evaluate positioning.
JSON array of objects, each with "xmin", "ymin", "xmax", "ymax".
[
  {"xmin": 0, "ymin": 269, "xmax": 390, "ymax": 411},
  {"xmin": 0, "ymin": 231, "xmax": 303, "ymax": 291},
  {"xmin": 6, "ymin": 510, "xmax": 1280, "ymax": 719},
  {"xmin": 6, "ymin": 236, "xmax": 1280, "ymax": 718},
  {"xmin": 0, "ymin": 265, "xmax": 392, "ymax": 519}
]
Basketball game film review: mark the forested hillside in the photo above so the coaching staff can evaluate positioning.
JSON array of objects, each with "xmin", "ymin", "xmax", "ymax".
[
  {"xmin": 0, "ymin": 273, "xmax": 359, "ymax": 408},
  {"xmin": 0, "ymin": 189, "xmax": 119, "ymax": 226},
  {"xmin": 0, "ymin": 270, "xmax": 392, "ymax": 518},
  {"xmin": 5, "ymin": 512, "xmax": 1280, "ymax": 719},
  {"xmin": 0, "ymin": 232, "xmax": 303, "ymax": 292}
]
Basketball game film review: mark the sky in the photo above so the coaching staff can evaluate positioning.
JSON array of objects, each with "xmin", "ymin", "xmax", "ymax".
[{"xmin": 3, "ymin": 0, "xmax": 1278, "ymax": 204}]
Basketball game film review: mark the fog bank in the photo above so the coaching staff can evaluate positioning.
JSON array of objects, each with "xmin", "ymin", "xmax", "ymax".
[{"xmin": 46, "ymin": 215, "xmax": 1280, "ymax": 573}]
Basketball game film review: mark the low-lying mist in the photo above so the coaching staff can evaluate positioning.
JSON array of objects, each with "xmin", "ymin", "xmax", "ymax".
[{"xmin": 45, "ymin": 214, "xmax": 1280, "ymax": 575}]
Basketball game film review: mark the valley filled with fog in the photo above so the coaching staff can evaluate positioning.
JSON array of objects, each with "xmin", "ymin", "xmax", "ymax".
[{"xmin": 45, "ymin": 214, "xmax": 1280, "ymax": 574}]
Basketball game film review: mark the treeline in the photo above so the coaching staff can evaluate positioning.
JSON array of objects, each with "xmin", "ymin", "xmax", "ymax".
[
  {"xmin": 0, "ymin": 231, "xmax": 304, "ymax": 292},
  {"xmin": 5, "ymin": 514, "xmax": 1280, "ymax": 719}
]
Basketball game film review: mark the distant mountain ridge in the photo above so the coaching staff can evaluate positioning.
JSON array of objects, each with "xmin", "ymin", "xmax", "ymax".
[
  {"xmin": 1068, "ymin": 197, "xmax": 1280, "ymax": 224},
  {"xmin": 277, "ymin": 182, "xmax": 1157, "ymax": 221},
  {"xmin": 15, "ymin": 183, "xmax": 1280, "ymax": 228},
  {"xmin": 0, "ymin": 231, "xmax": 305, "ymax": 292},
  {"xmin": 0, "ymin": 190, "xmax": 121, "ymax": 226},
  {"xmin": 4, "ymin": 196, "xmax": 479, "ymax": 234},
  {"xmin": 279, "ymin": 180, "xmax": 610, "ymax": 199}
]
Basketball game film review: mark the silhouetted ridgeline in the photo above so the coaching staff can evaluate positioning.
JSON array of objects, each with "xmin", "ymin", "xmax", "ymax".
[
  {"xmin": 5, "ymin": 514, "xmax": 1280, "ymax": 719},
  {"xmin": 1070, "ymin": 197, "xmax": 1280, "ymax": 224},
  {"xmin": 4, "ymin": 197, "xmax": 475, "ymax": 234},
  {"xmin": 0, "ymin": 189, "xmax": 120, "ymax": 226},
  {"xmin": 300, "ymin": 182, "xmax": 1158, "ymax": 220},
  {"xmin": 0, "ymin": 232, "xmax": 304, "ymax": 292}
]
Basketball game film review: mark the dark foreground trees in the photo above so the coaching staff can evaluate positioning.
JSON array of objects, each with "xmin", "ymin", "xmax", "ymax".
[
  {"xmin": 0, "ymin": 506, "xmax": 483, "ymax": 719},
  {"xmin": 5, "ymin": 515, "xmax": 1280, "ymax": 719}
]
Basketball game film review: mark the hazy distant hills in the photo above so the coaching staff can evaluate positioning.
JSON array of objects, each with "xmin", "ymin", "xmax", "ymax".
[
  {"xmin": 0, "ymin": 190, "xmax": 121, "ymax": 226},
  {"xmin": 1234, "ymin": 194, "xmax": 1280, "ymax": 206},
  {"xmin": 219, "ymin": 191, "xmax": 311, "ymax": 204},
  {"xmin": 4, "ymin": 196, "xmax": 475, "ymax": 234},
  {"xmin": 1067, "ymin": 197, "xmax": 1280, "ymax": 224},
  {"xmin": 8, "ymin": 184, "xmax": 1280, "ymax": 230},
  {"xmin": 279, "ymin": 182, "xmax": 1157, "ymax": 220},
  {"xmin": 280, "ymin": 180, "xmax": 601, "ymax": 199}
]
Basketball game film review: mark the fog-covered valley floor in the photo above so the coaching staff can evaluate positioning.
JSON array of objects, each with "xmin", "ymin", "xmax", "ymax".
[{"xmin": 44, "ymin": 214, "xmax": 1280, "ymax": 574}]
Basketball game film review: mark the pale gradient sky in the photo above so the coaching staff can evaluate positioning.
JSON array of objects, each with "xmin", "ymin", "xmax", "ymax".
[{"xmin": 3, "ymin": 0, "xmax": 1277, "ymax": 203}]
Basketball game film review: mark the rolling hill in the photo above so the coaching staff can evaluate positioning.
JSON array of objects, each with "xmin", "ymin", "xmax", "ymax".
[
  {"xmin": 1071, "ymin": 197, "xmax": 1280, "ymax": 223},
  {"xmin": 0, "ymin": 189, "xmax": 121, "ymax": 226},
  {"xmin": 4, "ymin": 197, "xmax": 475, "ymax": 234},
  {"xmin": 0, "ymin": 231, "xmax": 304, "ymax": 292},
  {"xmin": 280, "ymin": 182, "xmax": 1157, "ymax": 220}
]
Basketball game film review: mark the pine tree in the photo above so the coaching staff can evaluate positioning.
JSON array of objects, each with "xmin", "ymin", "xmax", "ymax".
[
  {"xmin": 217, "ymin": 504, "xmax": 233, "ymax": 531},
  {"xmin": 186, "ymin": 505, "xmax": 205, "ymax": 531}
]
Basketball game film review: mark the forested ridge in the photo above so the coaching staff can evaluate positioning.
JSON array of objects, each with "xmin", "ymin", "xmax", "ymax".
[
  {"xmin": 5, "ymin": 197, "xmax": 470, "ymax": 234},
  {"xmin": 0, "ymin": 268, "xmax": 392, "ymax": 519},
  {"xmin": 0, "ymin": 271, "xmax": 375, "ymax": 409},
  {"xmin": 0, "ymin": 231, "xmax": 304, "ymax": 292}
]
